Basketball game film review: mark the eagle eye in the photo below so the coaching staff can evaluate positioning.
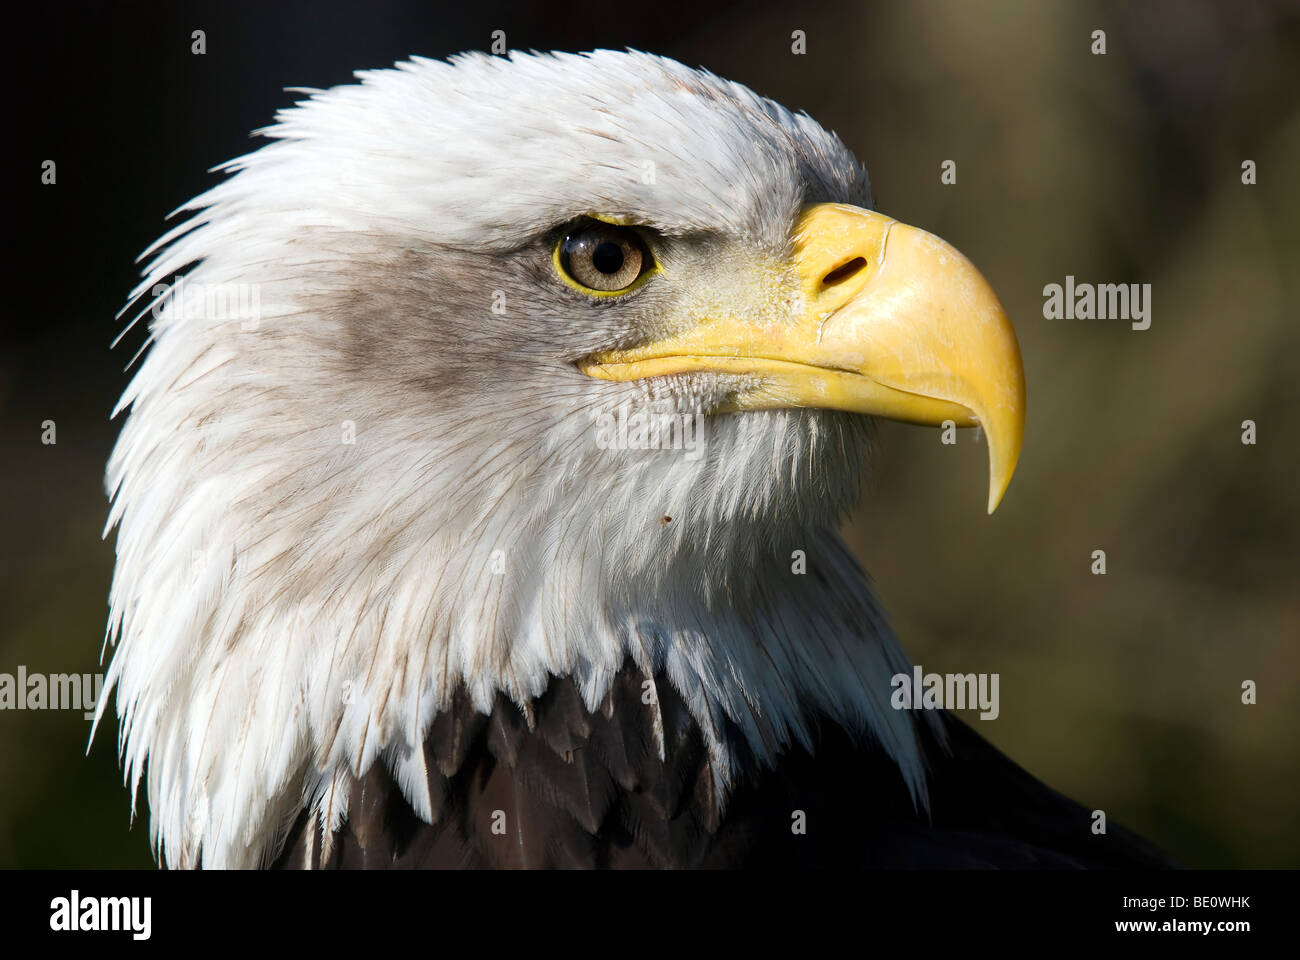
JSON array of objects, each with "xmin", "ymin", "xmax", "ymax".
[{"xmin": 555, "ymin": 220, "xmax": 654, "ymax": 295}]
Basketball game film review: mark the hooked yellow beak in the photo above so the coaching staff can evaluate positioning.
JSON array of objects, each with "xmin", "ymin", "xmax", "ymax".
[{"xmin": 578, "ymin": 203, "xmax": 1026, "ymax": 513}]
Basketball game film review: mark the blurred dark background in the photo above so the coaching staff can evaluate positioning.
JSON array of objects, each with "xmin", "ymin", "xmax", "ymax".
[{"xmin": 3, "ymin": 0, "xmax": 1297, "ymax": 868}]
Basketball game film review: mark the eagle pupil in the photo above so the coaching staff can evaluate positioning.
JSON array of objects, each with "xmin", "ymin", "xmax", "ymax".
[{"xmin": 592, "ymin": 241, "xmax": 624, "ymax": 274}]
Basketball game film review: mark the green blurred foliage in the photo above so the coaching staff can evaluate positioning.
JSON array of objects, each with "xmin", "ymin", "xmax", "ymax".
[{"xmin": 828, "ymin": 0, "xmax": 1300, "ymax": 867}]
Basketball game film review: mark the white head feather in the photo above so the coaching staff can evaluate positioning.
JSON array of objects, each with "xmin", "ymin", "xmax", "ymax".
[{"xmin": 97, "ymin": 50, "xmax": 930, "ymax": 868}]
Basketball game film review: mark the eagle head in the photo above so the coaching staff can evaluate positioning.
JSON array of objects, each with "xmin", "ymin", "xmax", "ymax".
[{"xmin": 99, "ymin": 50, "xmax": 1025, "ymax": 867}]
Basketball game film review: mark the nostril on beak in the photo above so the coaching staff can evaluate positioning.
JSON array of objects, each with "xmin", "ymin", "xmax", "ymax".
[{"xmin": 821, "ymin": 256, "xmax": 867, "ymax": 288}]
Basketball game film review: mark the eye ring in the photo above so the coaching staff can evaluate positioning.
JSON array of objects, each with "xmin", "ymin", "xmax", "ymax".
[{"xmin": 554, "ymin": 219, "xmax": 657, "ymax": 296}]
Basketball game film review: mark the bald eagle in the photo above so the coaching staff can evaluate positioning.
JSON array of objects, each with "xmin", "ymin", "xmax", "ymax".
[{"xmin": 97, "ymin": 50, "xmax": 1169, "ymax": 869}]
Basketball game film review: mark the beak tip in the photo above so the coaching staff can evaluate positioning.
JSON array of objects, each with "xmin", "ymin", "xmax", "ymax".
[{"xmin": 985, "ymin": 441, "xmax": 1021, "ymax": 515}]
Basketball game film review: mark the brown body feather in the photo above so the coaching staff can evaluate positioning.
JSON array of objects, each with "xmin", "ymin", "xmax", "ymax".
[{"xmin": 273, "ymin": 663, "xmax": 1173, "ymax": 869}]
